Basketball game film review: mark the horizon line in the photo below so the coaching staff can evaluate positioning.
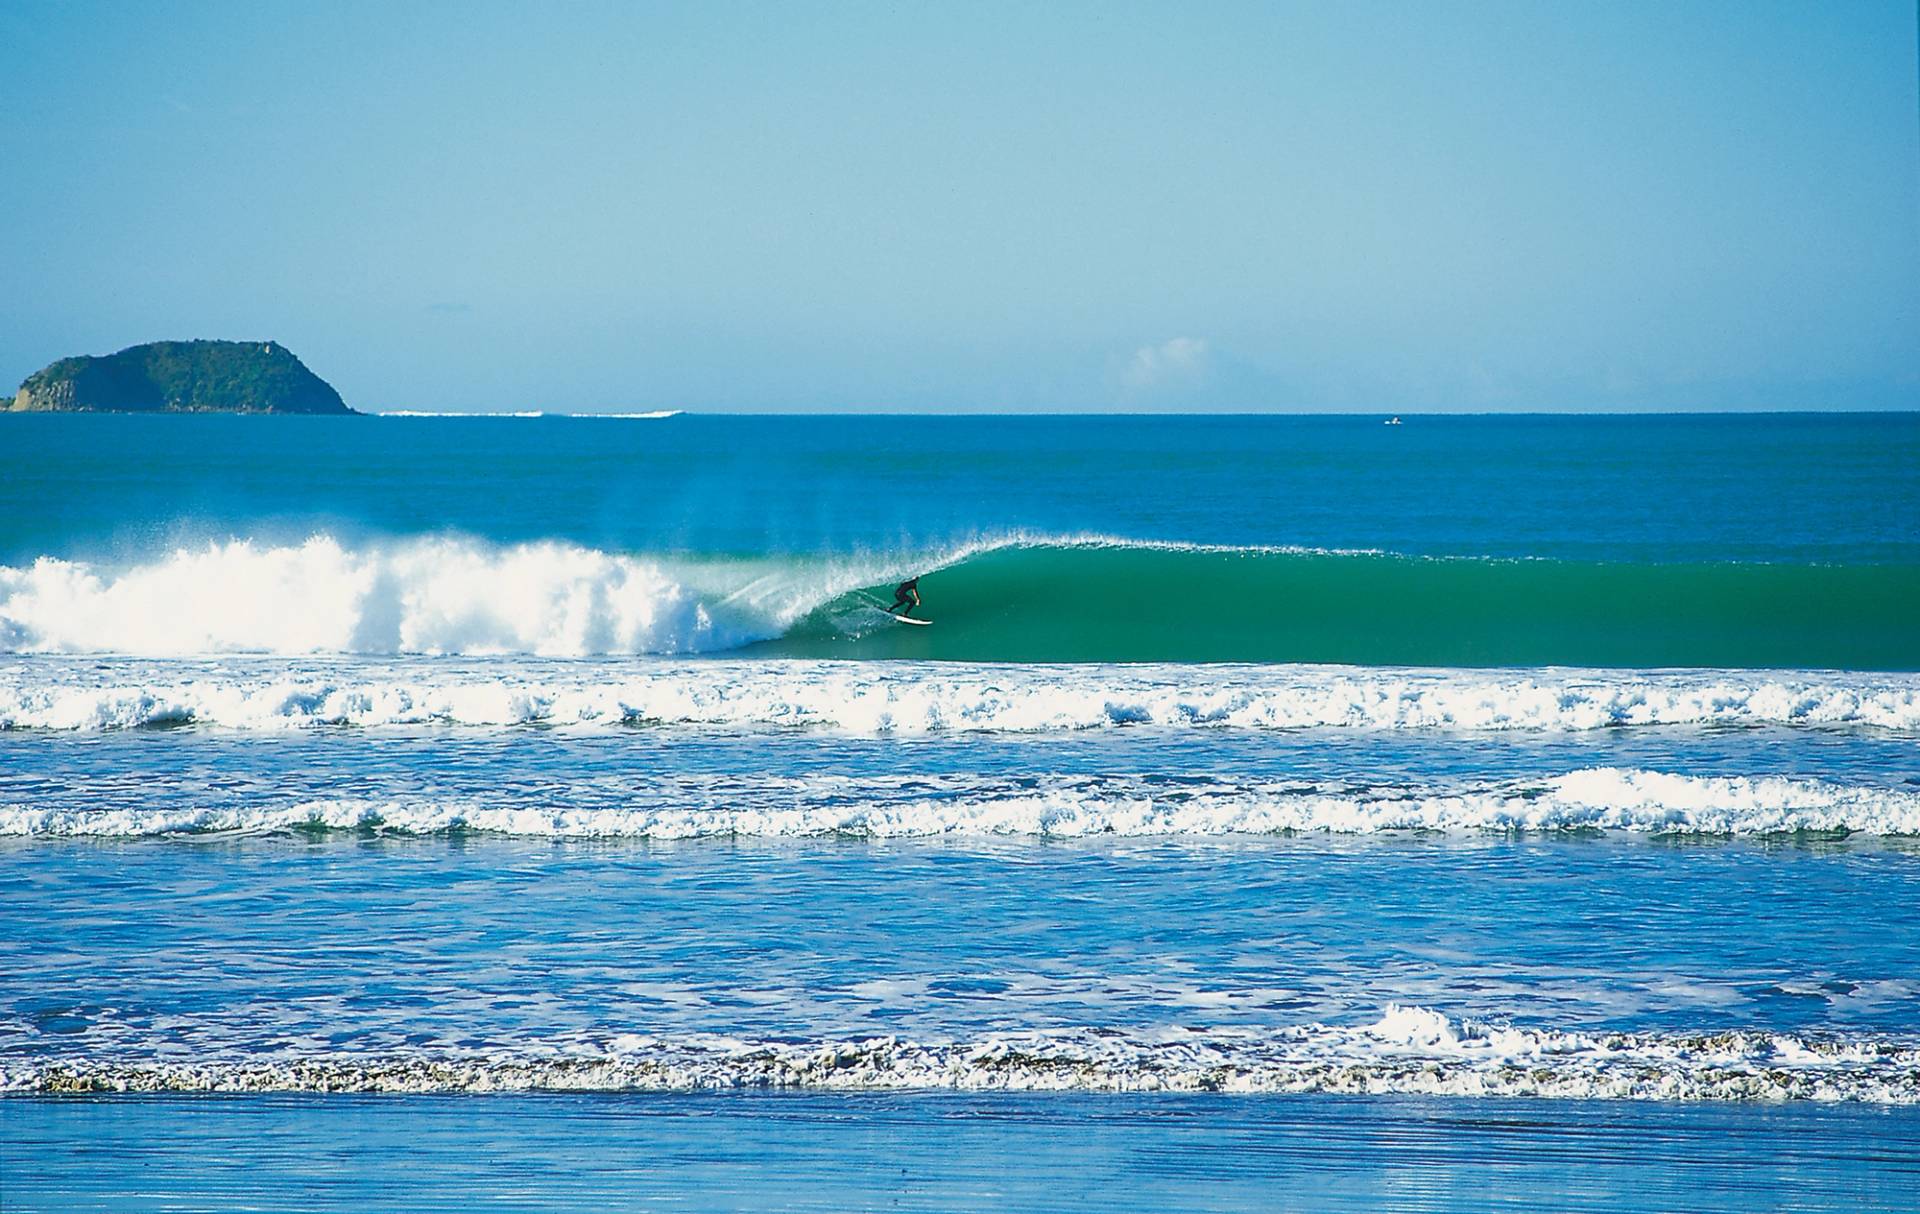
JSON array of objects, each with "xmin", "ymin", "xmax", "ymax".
[{"xmin": 362, "ymin": 406, "xmax": 1920, "ymax": 418}]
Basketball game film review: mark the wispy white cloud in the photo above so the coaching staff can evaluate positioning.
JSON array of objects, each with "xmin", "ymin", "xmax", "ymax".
[{"xmin": 1120, "ymin": 337, "xmax": 1211, "ymax": 396}]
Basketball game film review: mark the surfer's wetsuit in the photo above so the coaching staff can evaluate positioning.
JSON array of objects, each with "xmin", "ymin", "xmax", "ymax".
[{"xmin": 891, "ymin": 578, "xmax": 921, "ymax": 617}]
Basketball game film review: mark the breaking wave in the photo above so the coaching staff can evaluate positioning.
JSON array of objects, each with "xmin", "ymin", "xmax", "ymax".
[
  {"xmin": 0, "ymin": 534, "xmax": 862, "ymax": 657},
  {"xmin": 377, "ymin": 409, "xmax": 683, "ymax": 419},
  {"xmin": 2, "ymin": 658, "xmax": 1915, "ymax": 733},
  {"xmin": 11, "ymin": 1007, "xmax": 1916, "ymax": 1103},
  {"xmin": 6, "ymin": 769, "xmax": 1918, "ymax": 839},
  {"xmin": 3, "ymin": 532, "xmax": 1916, "ymax": 667}
]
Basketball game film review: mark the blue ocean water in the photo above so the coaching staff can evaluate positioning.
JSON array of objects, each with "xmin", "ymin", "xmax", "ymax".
[
  {"xmin": 7, "ymin": 412, "xmax": 1917, "ymax": 564},
  {"xmin": 2, "ymin": 413, "xmax": 1918, "ymax": 1211}
]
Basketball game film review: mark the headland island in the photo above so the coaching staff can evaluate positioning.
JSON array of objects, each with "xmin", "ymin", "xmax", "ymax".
[{"xmin": 9, "ymin": 340, "xmax": 352, "ymax": 414}]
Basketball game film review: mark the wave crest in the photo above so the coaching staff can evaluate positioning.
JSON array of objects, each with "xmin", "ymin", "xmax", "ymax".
[
  {"xmin": 0, "ymin": 535, "xmax": 900, "ymax": 657},
  {"xmin": 3, "ymin": 659, "xmax": 1915, "ymax": 733},
  {"xmin": 6, "ymin": 769, "xmax": 1918, "ymax": 839},
  {"xmin": 13, "ymin": 1007, "xmax": 1916, "ymax": 1102}
]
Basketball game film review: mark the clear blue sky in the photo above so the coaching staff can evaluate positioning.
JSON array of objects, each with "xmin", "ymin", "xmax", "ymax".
[{"xmin": 2, "ymin": 0, "xmax": 1915, "ymax": 412}]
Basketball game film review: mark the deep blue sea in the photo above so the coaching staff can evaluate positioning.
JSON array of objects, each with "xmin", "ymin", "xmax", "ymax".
[{"xmin": 2, "ymin": 413, "xmax": 1917, "ymax": 1211}]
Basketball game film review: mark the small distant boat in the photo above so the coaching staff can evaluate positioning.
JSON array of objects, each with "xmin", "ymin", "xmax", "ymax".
[{"xmin": 1384, "ymin": 416, "xmax": 1403, "ymax": 426}]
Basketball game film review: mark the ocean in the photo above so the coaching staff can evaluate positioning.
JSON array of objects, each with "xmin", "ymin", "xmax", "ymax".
[{"xmin": 2, "ymin": 412, "xmax": 1917, "ymax": 1211}]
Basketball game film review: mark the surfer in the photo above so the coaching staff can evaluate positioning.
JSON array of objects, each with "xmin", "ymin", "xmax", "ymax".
[{"xmin": 889, "ymin": 576, "xmax": 922, "ymax": 618}]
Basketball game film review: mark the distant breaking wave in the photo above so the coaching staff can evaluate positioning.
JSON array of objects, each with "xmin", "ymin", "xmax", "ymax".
[
  {"xmin": 2, "ymin": 657, "xmax": 1917, "ymax": 734},
  {"xmin": 11, "ymin": 1007, "xmax": 1917, "ymax": 1103},
  {"xmin": 378, "ymin": 410, "xmax": 548, "ymax": 418},
  {"xmin": 377, "ymin": 409, "xmax": 683, "ymax": 419},
  {"xmin": 7, "ymin": 769, "xmax": 1919, "ymax": 838},
  {"xmin": 3, "ymin": 531, "xmax": 1917, "ymax": 667}
]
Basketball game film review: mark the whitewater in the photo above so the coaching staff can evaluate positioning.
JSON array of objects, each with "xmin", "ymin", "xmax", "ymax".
[
  {"xmin": 0, "ymin": 533, "xmax": 865, "ymax": 656},
  {"xmin": 3, "ymin": 655, "xmax": 1915, "ymax": 732},
  {"xmin": 16, "ymin": 1006, "xmax": 1920, "ymax": 1103},
  {"xmin": 5, "ymin": 413, "xmax": 1918, "ymax": 1214},
  {"xmin": 8, "ymin": 767, "xmax": 1919, "ymax": 839}
]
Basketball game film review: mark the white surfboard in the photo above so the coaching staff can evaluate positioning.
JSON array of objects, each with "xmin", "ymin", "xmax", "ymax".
[
  {"xmin": 860, "ymin": 593, "xmax": 931, "ymax": 625},
  {"xmin": 869, "ymin": 603, "xmax": 932, "ymax": 626}
]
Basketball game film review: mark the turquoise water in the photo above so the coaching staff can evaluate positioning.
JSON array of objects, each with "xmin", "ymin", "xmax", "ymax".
[
  {"xmin": 3, "ymin": 413, "xmax": 1918, "ymax": 1211},
  {"xmin": 9, "ymin": 1094, "xmax": 1918, "ymax": 1213},
  {"xmin": 3, "ymin": 412, "xmax": 1917, "ymax": 667}
]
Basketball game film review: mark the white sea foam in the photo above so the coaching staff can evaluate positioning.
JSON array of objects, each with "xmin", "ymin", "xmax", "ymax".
[
  {"xmin": 1, "ymin": 657, "xmax": 1915, "ymax": 733},
  {"xmin": 6, "ymin": 769, "xmax": 1916, "ymax": 838},
  {"xmin": 10, "ymin": 1007, "xmax": 1915, "ymax": 1102},
  {"xmin": 0, "ymin": 535, "xmax": 909, "ymax": 657}
]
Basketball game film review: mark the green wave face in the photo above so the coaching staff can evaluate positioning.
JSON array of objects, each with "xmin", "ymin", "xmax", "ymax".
[{"xmin": 766, "ymin": 546, "xmax": 1920, "ymax": 669}]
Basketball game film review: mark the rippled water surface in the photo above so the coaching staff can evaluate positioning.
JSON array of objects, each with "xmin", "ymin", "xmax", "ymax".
[
  {"xmin": 8, "ymin": 1094, "xmax": 1919, "ymax": 1213},
  {"xmin": 4, "ymin": 415, "xmax": 1915, "ymax": 1209}
]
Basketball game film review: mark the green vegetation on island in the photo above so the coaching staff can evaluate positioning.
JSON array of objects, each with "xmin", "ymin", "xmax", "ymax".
[{"xmin": 10, "ymin": 340, "xmax": 353, "ymax": 414}]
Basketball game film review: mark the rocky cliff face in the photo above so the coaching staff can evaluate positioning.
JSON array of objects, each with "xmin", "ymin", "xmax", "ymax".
[{"xmin": 10, "ymin": 340, "xmax": 353, "ymax": 414}]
